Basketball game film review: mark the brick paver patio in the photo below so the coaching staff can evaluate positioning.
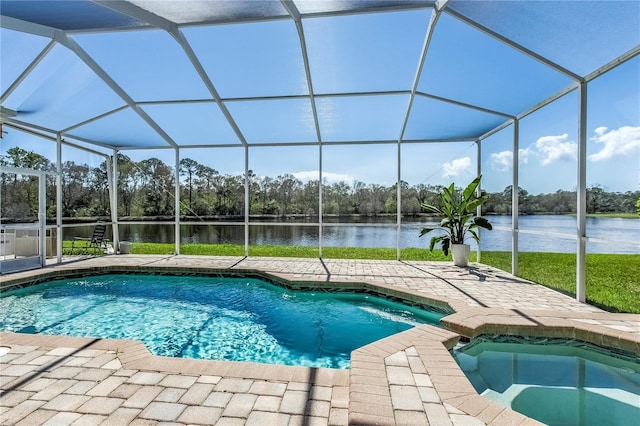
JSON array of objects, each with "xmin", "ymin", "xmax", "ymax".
[{"xmin": 1, "ymin": 255, "xmax": 639, "ymax": 425}]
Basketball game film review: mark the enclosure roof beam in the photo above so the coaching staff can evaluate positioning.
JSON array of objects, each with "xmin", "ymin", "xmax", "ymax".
[
  {"xmin": 92, "ymin": 0, "xmax": 174, "ymax": 32},
  {"xmin": 61, "ymin": 133, "xmax": 124, "ymax": 152},
  {"xmin": 477, "ymin": 119, "xmax": 514, "ymax": 142},
  {"xmin": 60, "ymin": 106, "xmax": 129, "ymax": 134},
  {"xmin": 90, "ymin": 135, "xmax": 479, "ymax": 151},
  {"xmin": 516, "ymin": 83, "xmax": 579, "ymax": 122},
  {"xmin": 281, "ymin": 0, "xmax": 323, "ymax": 144},
  {"xmin": 478, "ymin": 82, "xmax": 580, "ymax": 142},
  {"xmin": 0, "ymin": 106, "xmax": 17, "ymax": 119},
  {"xmin": 94, "ymin": 0, "xmax": 249, "ymax": 147},
  {"xmin": 1, "ymin": 165, "xmax": 54, "ymax": 177},
  {"xmin": 0, "ymin": 15, "xmax": 179, "ymax": 149},
  {"xmin": 0, "ymin": 40, "xmax": 55, "ymax": 103},
  {"xmin": 398, "ymin": 7, "xmax": 440, "ymax": 143},
  {"xmin": 0, "ymin": 15, "xmax": 57, "ymax": 38},
  {"xmin": 2, "ymin": 122, "xmax": 109, "ymax": 158},
  {"xmin": 584, "ymin": 45, "xmax": 640, "ymax": 83},
  {"xmin": 61, "ymin": 35, "xmax": 180, "ymax": 149},
  {"xmin": 296, "ymin": 3, "xmax": 430, "ymax": 21},
  {"xmin": 415, "ymin": 92, "xmax": 515, "ymax": 119},
  {"xmin": 3, "ymin": 117, "xmax": 60, "ymax": 139},
  {"xmin": 442, "ymin": 7, "xmax": 583, "ymax": 83},
  {"xmin": 77, "ymin": 87, "xmax": 515, "ymax": 117},
  {"xmin": 87, "ymin": 2, "xmax": 433, "ymax": 31},
  {"xmin": 171, "ymin": 31, "xmax": 248, "ymax": 147},
  {"xmin": 101, "ymin": 90, "xmax": 413, "ymax": 105},
  {"xmin": 3, "ymin": 122, "xmax": 109, "ymax": 158}
]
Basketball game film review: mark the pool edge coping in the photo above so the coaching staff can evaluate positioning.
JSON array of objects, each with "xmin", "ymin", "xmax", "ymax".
[
  {"xmin": 1, "ymin": 257, "xmax": 638, "ymax": 425},
  {"xmin": 0, "ymin": 264, "xmax": 457, "ymax": 315}
]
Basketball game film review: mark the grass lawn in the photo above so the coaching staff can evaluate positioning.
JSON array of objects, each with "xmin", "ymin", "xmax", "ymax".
[
  {"xmin": 474, "ymin": 252, "xmax": 639, "ymax": 314},
  {"xmin": 62, "ymin": 242, "xmax": 639, "ymax": 314},
  {"xmin": 119, "ymin": 243, "xmax": 455, "ymax": 261}
]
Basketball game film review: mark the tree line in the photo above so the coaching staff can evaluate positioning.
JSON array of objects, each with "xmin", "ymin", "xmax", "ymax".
[{"xmin": 1, "ymin": 147, "xmax": 639, "ymax": 221}]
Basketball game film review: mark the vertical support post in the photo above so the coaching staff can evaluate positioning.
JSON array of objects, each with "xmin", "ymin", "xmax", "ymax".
[
  {"xmin": 174, "ymin": 147, "xmax": 180, "ymax": 255},
  {"xmin": 106, "ymin": 156, "xmax": 113, "ymax": 243},
  {"xmin": 476, "ymin": 139, "xmax": 482, "ymax": 264},
  {"xmin": 244, "ymin": 145, "xmax": 249, "ymax": 257},
  {"xmin": 38, "ymin": 170, "xmax": 46, "ymax": 266},
  {"xmin": 0, "ymin": 156, "xmax": 1, "ymax": 230},
  {"xmin": 56, "ymin": 133, "xmax": 62, "ymax": 263},
  {"xmin": 512, "ymin": 119, "xmax": 519, "ymax": 275},
  {"xmin": 0, "ymin": 153, "xmax": 2, "ymax": 260},
  {"xmin": 576, "ymin": 82, "xmax": 588, "ymax": 303},
  {"xmin": 319, "ymin": 143, "xmax": 323, "ymax": 258},
  {"xmin": 396, "ymin": 141, "xmax": 402, "ymax": 260},
  {"xmin": 109, "ymin": 149, "xmax": 119, "ymax": 252}
]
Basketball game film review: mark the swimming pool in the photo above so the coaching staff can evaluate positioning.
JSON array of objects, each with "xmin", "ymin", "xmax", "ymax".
[
  {"xmin": 0, "ymin": 273, "xmax": 445, "ymax": 369},
  {"xmin": 454, "ymin": 336, "xmax": 640, "ymax": 426}
]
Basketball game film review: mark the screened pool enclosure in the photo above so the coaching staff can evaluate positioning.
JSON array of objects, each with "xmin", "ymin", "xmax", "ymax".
[{"xmin": 1, "ymin": 1, "xmax": 639, "ymax": 302}]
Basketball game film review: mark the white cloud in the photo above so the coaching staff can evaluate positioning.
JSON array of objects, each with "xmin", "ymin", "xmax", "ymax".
[
  {"xmin": 594, "ymin": 126, "xmax": 608, "ymax": 136},
  {"xmin": 442, "ymin": 157, "xmax": 471, "ymax": 178},
  {"xmin": 519, "ymin": 147, "xmax": 533, "ymax": 164},
  {"xmin": 489, "ymin": 148, "xmax": 532, "ymax": 171},
  {"xmin": 588, "ymin": 125, "xmax": 640, "ymax": 162},
  {"xmin": 323, "ymin": 172, "xmax": 355, "ymax": 186},
  {"xmin": 293, "ymin": 170, "xmax": 354, "ymax": 186},
  {"xmin": 490, "ymin": 150, "xmax": 513, "ymax": 172},
  {"xmin": 535, "ymin": 133, "xmax": 577, "ymax": 166},
  {"xmin": 292, "ymin": 170, "xmax": 319, "ymax": 182}
]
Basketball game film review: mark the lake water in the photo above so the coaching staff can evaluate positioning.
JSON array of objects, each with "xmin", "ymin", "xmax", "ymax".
[{"xmin": 64, "ymin": 215, "xmax": 639, "ymax": 254}]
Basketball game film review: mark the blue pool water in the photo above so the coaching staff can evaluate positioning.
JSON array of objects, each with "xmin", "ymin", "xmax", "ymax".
[
  {"xmin": 0, "ymin": 274, "xmax": 444, "ymax": 369},
  {"xmin": 454, "ymin": 336, "xmax": 640, "ymax": 426}
]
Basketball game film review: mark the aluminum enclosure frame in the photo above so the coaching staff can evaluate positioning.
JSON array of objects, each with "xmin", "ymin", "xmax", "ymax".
[{"xmin": 1, "ymin": 1, "xmax": 639, "ymax": 305}]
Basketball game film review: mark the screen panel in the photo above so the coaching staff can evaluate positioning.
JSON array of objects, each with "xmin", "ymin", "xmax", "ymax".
[
  {"xmin": 1, "ymin": 28, "xmax": 51, "ymax": 94},
  {"xmin": 418, "ymin": 13, "xmax": 572, "ymax": 115},
  {"xmin": 405, "ymin": 95, "xmax": 507, "ymax": 140},
  {"xmin": 69, "ymin": 108, "xmax": 170, "ymax": 148},
  {"xmin": 3, "ymin": 44, "xmax": 125, "ymax": 132},
  {"xmin": 449, "ymin": 0, "xmax": 640, "ymax": 76},
  {"xmin": 304, "ymin": 9, "xmax": 430, "ymax": 94},
  {"xmin": 184, "ymin": 20, "xmax": 307, "ymax": 98},
  {"xmin": 226, "ymin": 99, "xmax": 317, "ymax": 144},
  {"xmin": 142, "ymin": 103, "xmax": 240, "ymax": 146},
  {"xmin": 317, "ymin": 95, "xmax": 409, "ymax": 142},
  {"xmin": 73, "ymin": 29, "xmax": 210, "ymax": 102}
]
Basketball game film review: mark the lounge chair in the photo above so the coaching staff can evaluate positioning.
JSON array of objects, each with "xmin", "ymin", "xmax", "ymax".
[{"xmin": 71, "ymin": 222, "xmax": 109, "ymax": 254}]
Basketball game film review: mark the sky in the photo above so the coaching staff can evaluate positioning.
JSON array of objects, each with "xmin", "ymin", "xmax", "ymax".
[{"xmin": 1, "ymin": 5, "xmax": 639, "ymax": 195}]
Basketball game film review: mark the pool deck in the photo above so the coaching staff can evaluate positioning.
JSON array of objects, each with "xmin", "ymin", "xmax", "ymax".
[{"xmin": 1, "ymin": 255, "xmax": 639, "ymax": 425}]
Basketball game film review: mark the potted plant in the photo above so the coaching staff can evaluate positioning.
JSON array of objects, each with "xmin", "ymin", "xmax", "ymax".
[{"xmin": 419, "ymin": 175, "xmax": 492, "ymax": 267}]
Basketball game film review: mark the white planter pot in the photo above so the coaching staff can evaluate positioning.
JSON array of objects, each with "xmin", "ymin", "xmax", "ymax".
[
  {"xmin": 451, "ymin": 244, "xmax": 470, "ymax": 267},
  {"xmin": 119, "ymin": 241, "xmax": 132, "ymax": 254}
]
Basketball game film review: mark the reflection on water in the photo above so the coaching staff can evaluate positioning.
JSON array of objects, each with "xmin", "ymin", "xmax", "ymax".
[{"xmin": 62, "ymin": 215, "xmax": 639, "ymax": 254}]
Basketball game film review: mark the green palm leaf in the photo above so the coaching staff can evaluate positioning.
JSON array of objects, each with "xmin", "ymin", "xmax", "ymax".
[{"xmin": 418, "ymin": 175, "xmax": 492, "ymax": 253}]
